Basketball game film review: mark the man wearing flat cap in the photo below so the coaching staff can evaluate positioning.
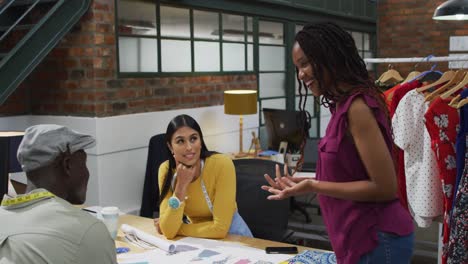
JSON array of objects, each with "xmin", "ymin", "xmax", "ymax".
[{"xmin": 0, "ymin": 124, "xmax": 116, "ymax": 264}]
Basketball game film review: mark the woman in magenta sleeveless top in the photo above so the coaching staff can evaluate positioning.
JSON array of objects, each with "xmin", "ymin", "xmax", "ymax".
[{"xmin": 262, "ymin": 22, "xmax": 414, "ymax": 264}]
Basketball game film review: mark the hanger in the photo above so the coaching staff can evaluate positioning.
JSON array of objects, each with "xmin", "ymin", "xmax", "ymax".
[
  {"xmin": 424, "ymin": 70, "xmax": 465, "ymax": 102},
  {"xmin": 407, "ymin": 55, "xmax": 442, "ymax": 84},
  {"xmin": 409, "ymin": 64, "xmax": 443, "ymax": 83},
  {"xmin": 452, "ymin": 61, "xmax": 468, "ymax": 108},
  {"xmin": 403, "ymin": 71, "xmax": 421, "ymax": 83},
  {"xmin": 440, "ymin": 71, "xmax": 468, "ymax": 99},
  {"xmin": 449, "ymin": 94, "xmax": 461, "ymax": 107},
  {"xmin": 378, "ymin": 64, "xmax": 404, "ymax": 84},
  {"xmin": 401, "ymin": 60, "xmax": 422, "ymax": 83},
  {"xmin": 420, "ymin": 70, "xmax": 443, "ymax": 83},
  {"xmin": 416, "ymin": 70, "xmax": 455, "ymax": 93},
  {"xmin": 440, "ymin": 60, "xmax": 468, "ymax": 99},
  {"xmin": 456, "ymin": 97, "xmax": 468, "ymax": 109},
  {"xmin": 376, "ymin": 64, "xmax": 388, "ymax": 82}
]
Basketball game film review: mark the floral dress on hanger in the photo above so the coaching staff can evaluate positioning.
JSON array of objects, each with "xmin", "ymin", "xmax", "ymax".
[{"xmin": 424, "ymin": 97, "xmax": 459, "ymax": 264}]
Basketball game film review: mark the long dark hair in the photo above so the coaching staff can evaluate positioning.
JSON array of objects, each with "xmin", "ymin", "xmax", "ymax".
[
  {"xmin": 294, "ymin": 22, "xmax": 389, "ymax": 169},
  {"xmin": 295, "ymin": 22, "xmax": 384, "ymax": 107},
  {"xmin": 159, "ymin": 114, "xmax": 214, "ymax": 205}
]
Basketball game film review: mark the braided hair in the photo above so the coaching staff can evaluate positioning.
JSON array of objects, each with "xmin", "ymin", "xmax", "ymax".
[
  {"xmin": 294, "ymin": 22, "xmax": 389, "ymax": 170},
  {"xmin": 159, "ymin": 114, "xmax": 215, "ymax": 205}
]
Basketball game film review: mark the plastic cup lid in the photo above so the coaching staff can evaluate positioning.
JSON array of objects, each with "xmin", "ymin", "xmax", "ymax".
[{"xmin": 101, "ymin": 206, "xmax": 119, "ymax": 215}]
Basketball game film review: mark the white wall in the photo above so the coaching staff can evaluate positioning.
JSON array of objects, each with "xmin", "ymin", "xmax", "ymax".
[{"xmin": 0, "ymin": 105, "xmax": 258, "ymax": 214}]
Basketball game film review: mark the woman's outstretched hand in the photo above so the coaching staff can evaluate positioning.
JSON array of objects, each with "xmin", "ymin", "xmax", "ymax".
[{"xmin": 261, "ymin": 164, "xmax": 317, "ymax": 200}]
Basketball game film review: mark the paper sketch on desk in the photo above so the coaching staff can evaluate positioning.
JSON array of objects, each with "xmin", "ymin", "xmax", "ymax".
[
  {"xmin": 233, "ymin": 259, "xmax": 250, "ymax": 264},
  {"xmin": 191, "ymin": 249, "xmax": 221, "ymax": 261},
  {"xmin": 118, "ymin": 248, "xmax": 212, "ymax": 264},
  {"xmin": 175, "ymin": 244, "xmax": 199, "ymax": 253},
  {"xmin": 121, "ymin": 224, "xmax": 198, "ymax": 253},
  {"xmin": 118, "ymin": 236, "xmax": 291, "ymax": 264},
  {"xmin": 178, "ymin": 237, "xmax": 291, "ymax": 263},
  {"xmin": 118, "ymin": 253, "xmax": 149, "ymax": 264}
]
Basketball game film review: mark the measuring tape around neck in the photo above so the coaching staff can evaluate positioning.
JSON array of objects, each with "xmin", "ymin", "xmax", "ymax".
[{"xmin": 1, "ymin": 191, "xmax": 55, "ymax": 207}]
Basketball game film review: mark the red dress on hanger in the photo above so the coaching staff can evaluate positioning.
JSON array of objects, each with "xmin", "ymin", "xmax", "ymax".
[
  {"xmin": 390, "ymin": 80, "xmax": 422, "ymax": 211},
  {"xmin": 424, "ymin": 97, "xmax": 459, "ymax": 264},
  {"xmin": 384, "ymin": 83, "xmax": 401, "ymax": 111}
]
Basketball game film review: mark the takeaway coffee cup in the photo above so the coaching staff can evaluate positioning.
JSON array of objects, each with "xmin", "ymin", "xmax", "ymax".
[{"xmin": 101, "ymin": 206, "xmax": 119, "ymax": 239}]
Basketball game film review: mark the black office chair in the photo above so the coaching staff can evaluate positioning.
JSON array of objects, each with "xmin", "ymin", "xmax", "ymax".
[
  {"xmin": 233, "ymin": 159, "xmax": 293, "ymax": 242},
  {"xmin": 301, "ymin": 138, "xmax": 319, "ymax": 173},
  {"xmin": 290, "ymin": 137, "xmax": 321, "ymax": 223},
  {"xmin": 0, "ymin": 134, "xmax": 23, "ymax": 202},
  {"xmin": 140, "ymin": 133, "xmax": 170, "ymax": 218}
]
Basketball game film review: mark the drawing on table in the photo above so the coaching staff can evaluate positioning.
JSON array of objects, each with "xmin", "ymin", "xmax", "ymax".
[
  {"xmin": 233, "ymin": 259, "xmax": 251, "ymax": 264},
  {"xmin": 253, "ymin": 261, "xmax": 273, "ymax": 264},
  {"xmin": 191, "ymin": 249, "xmax": 221, "ymax": 261},
  {"xmin": 175, "ymin": 244, "xmax": 198, "ymax": 253},
  {"xmin": 212, "ymin": 255, "xmax": 233, "ymax": 264}
]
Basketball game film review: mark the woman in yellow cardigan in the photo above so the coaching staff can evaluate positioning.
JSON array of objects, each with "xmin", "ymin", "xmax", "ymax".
[{"xmin": 154, "ymin": 114, "xmax": 252, "ymax": 239}]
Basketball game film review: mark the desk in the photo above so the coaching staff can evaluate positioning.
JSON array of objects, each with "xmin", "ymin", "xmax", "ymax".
[
  {"xmin": 227, "ymin": 152, "xmax": 282, "ymax": 163},
  {"xmin": 116, "ymin": 214, "xmax": 315, "ymax": 254}
]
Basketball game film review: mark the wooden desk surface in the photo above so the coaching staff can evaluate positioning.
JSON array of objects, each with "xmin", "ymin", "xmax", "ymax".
[
  {"xmin": 227, "ymin": 152, "xmax": 275, "ymax": 161},
  {"xmin": 116, "ymin": 214, "xmax": 314, "ymax": 254}
]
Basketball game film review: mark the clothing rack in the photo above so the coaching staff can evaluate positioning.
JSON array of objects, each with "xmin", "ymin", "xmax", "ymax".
[
  {"xmin": 364, "ymin": 55, "xmax": 468, "ymax": 64},
  {"xmin": 365, "ymin": 55, "xmax": 466, "ymax": 264}
]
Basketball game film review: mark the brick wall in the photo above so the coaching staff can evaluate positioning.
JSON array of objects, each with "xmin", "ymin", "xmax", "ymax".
[
  {"xmin": 0, "ymin": 83, "xmax": 29, "ymax": 115},
  {"xmin": 0, "ymin": 0, "xmax": 256, "ymax": 117},
  {"xmin": 377, "ymin": 0, "xmax": 468, "ymax": 76}
]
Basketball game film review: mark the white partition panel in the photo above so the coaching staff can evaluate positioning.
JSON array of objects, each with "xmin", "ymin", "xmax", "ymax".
[{"xmin": 0, "ymin": 106, "xmax": 259, "ymax": 214}]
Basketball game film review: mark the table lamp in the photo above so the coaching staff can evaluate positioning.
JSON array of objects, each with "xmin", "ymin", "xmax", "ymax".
[
  {"xmin": 0, "ymin": 131, "xmax": 24, "ymax": 202},
  {"xmin": 224, "ymin": 90, "xmax": 257, "ymax": 157}
]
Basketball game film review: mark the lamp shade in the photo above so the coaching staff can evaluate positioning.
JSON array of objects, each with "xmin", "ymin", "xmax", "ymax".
[
  {"xmin": 433, "ymin": 0, "xmax": 468, "ymax": 20},
  {"xmin": 224, "ymin": 90, "xmax": 257, "ymax": 115}
]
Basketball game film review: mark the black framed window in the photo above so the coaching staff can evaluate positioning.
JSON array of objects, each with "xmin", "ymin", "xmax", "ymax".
[
  {"xmin": 256, "ymin": 19, "xmax": 290, "ymax": 145},
  {"xmin": 350, "ymin": 31, "xmax": 374, "ymax": 70},
  {"xmin": 258, "ymin": 19, "xmax": 287, "ymax": 123},
  {"xmin": 115, "ymin": 0, "xmax": 376, "ymax": 145},
  {"xmin": 116, "ymin": 0, "xmax": 254, "ymax": 75},
  {"xmin": 117, "ymin": 0, "xmax": 158, "ymax": 73}
]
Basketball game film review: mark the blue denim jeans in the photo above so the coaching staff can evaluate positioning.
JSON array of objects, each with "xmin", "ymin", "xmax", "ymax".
[
  {"xmin": 228, "ymin": 211, "xmax": 253, "ymax": 237},
  {"xmin": 357, "ymin": 231, "xmax": 414, "ymax": 264}
]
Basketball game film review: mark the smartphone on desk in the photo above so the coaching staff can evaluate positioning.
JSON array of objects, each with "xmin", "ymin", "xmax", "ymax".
[{"xmin": 265, "ymin": 246, "xmax": 298, "ymax": 254}]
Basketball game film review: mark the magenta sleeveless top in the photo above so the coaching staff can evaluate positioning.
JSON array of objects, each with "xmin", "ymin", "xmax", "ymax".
[{"xmin": 317, "ymin": 92, "xmax": 414, "ymax": 264}]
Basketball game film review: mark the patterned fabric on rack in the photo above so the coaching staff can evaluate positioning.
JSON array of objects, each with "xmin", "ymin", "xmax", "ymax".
[
  {"xmin": 389, "ymin": 80, "xmax": 422, "ymax": 211},
  {"xmin": 454, "ymin": 89, "xmax": 468, "ymax": 207},
  {"xmin": 424, "ymin": 97, "xmax": 459, "ymax": 264},
  {"xmin": 446, "ymin": 134, "xmax": 468, "ymax": 264},
  {"xmin": 392, "ymin": 89, "xmax": 443, "ymax": 227}
]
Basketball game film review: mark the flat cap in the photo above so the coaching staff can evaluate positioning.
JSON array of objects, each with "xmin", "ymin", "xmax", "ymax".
[{"xmin": 17, "ymin": 124, "xmax": 96, "ymax": 172}]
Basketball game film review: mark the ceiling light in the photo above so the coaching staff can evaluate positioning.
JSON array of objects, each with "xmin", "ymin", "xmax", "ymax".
[{"xmin": 433, "ymin": 0, "xmax": 468, "ymax": 20}]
